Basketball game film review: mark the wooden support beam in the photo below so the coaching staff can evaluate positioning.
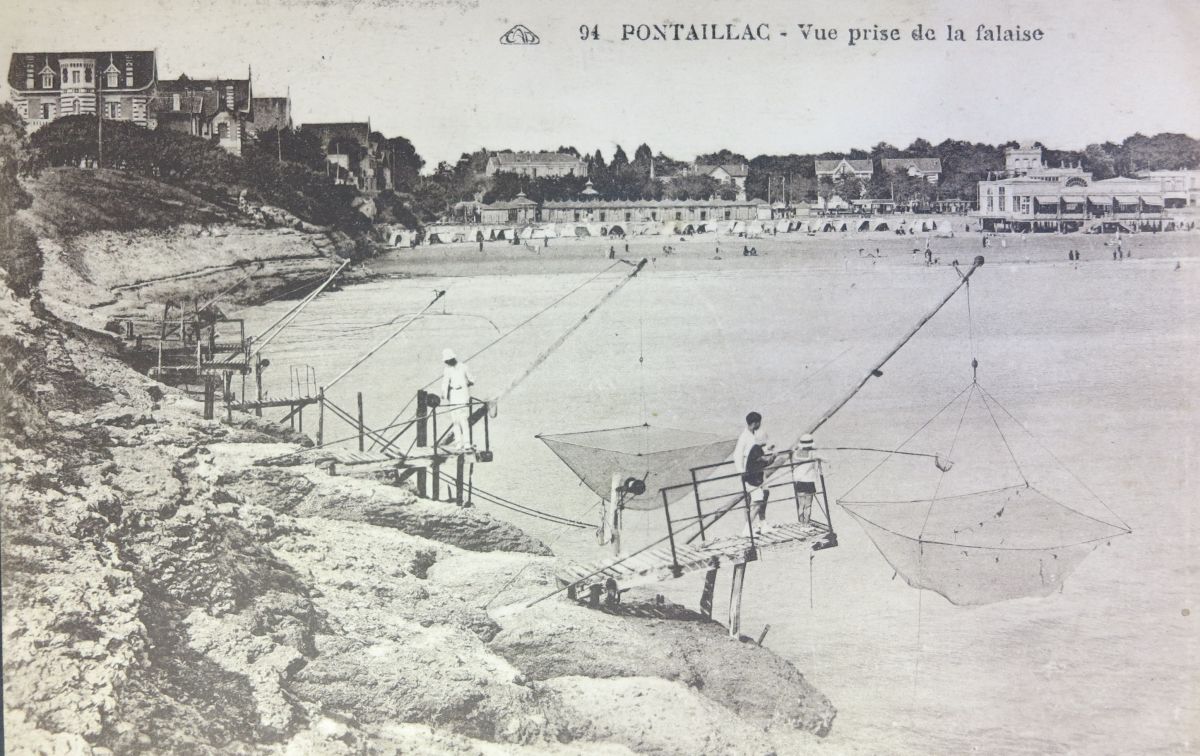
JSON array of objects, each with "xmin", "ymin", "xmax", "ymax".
[
  {"xmin": 700, "ymin": 567, "xmax": 719, "ymax": 619},
  {"xmin": 415, "ymin": 390, "xmax": 428, "ymax": 498},
  {"xmin": 317, "ymin": 388, "xmax": 325, "ymax": 446},
  {"xmin": 728, "ymin": 562, "xmax": 746, "ymax": 638},
  {"xmin": 357, "ymin": 392, "xmax": 365, "ymax": 452}
]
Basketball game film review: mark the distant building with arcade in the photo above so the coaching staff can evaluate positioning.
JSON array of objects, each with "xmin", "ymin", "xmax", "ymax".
[{"xmin": 485, "ymin": 151, "xmax": 588, "ymax": 178}]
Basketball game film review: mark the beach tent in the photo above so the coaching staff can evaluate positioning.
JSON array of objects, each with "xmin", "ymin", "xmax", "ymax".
[
  {"xmin": 874, "ymin": 222, "xmax": 890, "ymax": 232},
  {"xmin": 857, "ymin": 220, "xmax": 871, "ymax": 232},
  {"xmin": 607, "ymin": 225, "xmax": 626, "ymax": 238},
  {"xmin": 681, "ymin": 223, "xmax": 695, "ymax": 235}
]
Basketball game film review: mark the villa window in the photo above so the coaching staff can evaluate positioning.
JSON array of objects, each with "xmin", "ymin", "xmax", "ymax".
[
  {"xmin": 106, "ymin": 102, "xmax": 118, "ymax": 118},
  {"xmin": 62, "ymin": 68, "xmax": 68, "ymax": 81},
  {"xmin": 675, "ymin": 211, "xmax": 682, "ymax": 221},
  {"xmin": 625, "ymin": 212, "xmax": 632, "ymax": 222},
  {"xmin": 107, "ymin": 71, "xmax": 118, "ymax": 88},
  {"xmin": 72, "ymin": 70, "xmax": 80, "ymax": 84},
  {"xmin": 574, "ymin": 211, "xmax": 581, "ymax": 221},
  {"xmin": 724, "ymin": 210, "xmax": 731, "ymax": 220},
  {"xmin": 700, "ymin": 210, "xmax": 707, "ymax": 220},
  {"xmin": 85, "ymin": 68, "xmax": 92, "ymax": 83},
  {"xmin": 599, "ymin": 211, "xmax": 606, "ymax": 222},
  {"xmin": 42, "ymin": 73, "xmax": 54, "ymax": 88},
  {"xmin": 41, "ymin": 103, "xmax": 53, "ymax": 119},
  {"xmin": 218, "ymin": 122, "xmax": 229, "ymax": 139},
  {"xmin": 73, "ymin": 99, "xmax": 80, "ymax": 115},
  {"xmin": 998, "ymin": 187, "xmax": 1006, "ymax": 211}
]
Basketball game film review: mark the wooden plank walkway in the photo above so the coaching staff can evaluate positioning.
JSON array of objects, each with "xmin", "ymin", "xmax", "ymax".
[{"xmin": 555, "ymin": 521, "xmax": 835, "ymax": 592}]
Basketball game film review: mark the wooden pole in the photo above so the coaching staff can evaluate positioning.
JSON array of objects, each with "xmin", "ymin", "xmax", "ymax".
[
  {"xmin": 415, "ymin": 390, "xmax": 428, "ymax": 498},
  {"xmin": 323, "ymin": 289, "xmax": 445, "ymax": 392},
  {"xmin": 609, "ymin": 473, "xmax": 622, "ymax": 557},
  {"xmin": 700, "ymin": 567, "xmax": 719, "ymax": 619},
  {"xmin": 254, "ymin": 353, "xmax": 263, "ymax": 417},
  {"xmin": 455, "ymin": 453, "xmax": 465, "ymax": 506},
  {"xmin": 800, "ymin": 255, "xmax": 985, "ymax": 443},
  {"xmin": 357, "ymin": 392, "xmax": 365, "ymax": 451},
  {"xmin": 728, "ymin": 562, "xmax": 746, "ymax": 638},
  {"xmin": 317, "ymin": 388, "xmax": 325, "ymax": 446}
]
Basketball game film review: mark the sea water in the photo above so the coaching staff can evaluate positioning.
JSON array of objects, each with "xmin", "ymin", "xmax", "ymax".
[{"xmin": 237, "ymin": 239, "xmax": 1198, "ymax": 754}]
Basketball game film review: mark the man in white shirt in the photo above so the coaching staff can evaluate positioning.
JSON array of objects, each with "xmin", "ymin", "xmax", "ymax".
[
  {"xmin": 440, "ymin": 348, "xmax": 475, "ymax": 450},
  {"xmin": 735, "ymin": 411, "xmax": 774, "ymax": 534}
]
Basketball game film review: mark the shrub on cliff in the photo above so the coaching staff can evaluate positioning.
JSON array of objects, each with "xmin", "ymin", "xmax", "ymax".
[
  {"xmin": 0, "ymin": 103, "xmax": 41, "ymax": 297},
  {"xmin": 27, "ymin": 116, "xmax": 368, "ymax": 232}
]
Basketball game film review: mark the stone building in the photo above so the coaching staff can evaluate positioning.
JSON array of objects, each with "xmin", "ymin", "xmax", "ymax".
[
  {"xmin": 299, "ymin": 122, "xmax": 392, "ymax": 193},
  {"xmin": 149, "ymin": 74, "xmax": 254, "ymax": 155},
  {"xmin": 484, "ymin": 151, "xmax": 588, "ymax": 178},
  {"xmin": 6, "ymin": 51, "xmax": 157, "ymax": 130}
]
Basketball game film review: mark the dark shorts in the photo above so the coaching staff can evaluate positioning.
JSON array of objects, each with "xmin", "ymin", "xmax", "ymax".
[{"xmin": 794, "ymin": 481, "xmax": 817, "ymax": 494}]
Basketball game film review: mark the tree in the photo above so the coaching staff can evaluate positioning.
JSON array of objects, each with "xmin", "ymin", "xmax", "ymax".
[
  {"xmin": 378, "ymin": 135, "xmax": 425, "ymax": 191},
  {"xmin": 696, "ymin": 149, "xmax": 747, "ymax": 166},
  {"xmin": 817, "ymin": 176, "xmax": 836, "ymax": 207},
  {"xmin": 633, "ymin": 143, "xmax": 653, "ymax": 171},
  {"xmin": 833, "ymin": 172, "xmax": 862, "ymax": 205},
  {"xmin": 906, "ymin": 138, "xmax": 934, "ymax": 157},
  {"xmin": 611, "ymin": 145, "xmax": 629, "ymax": 169},
  {"xmin": 665, "ymin": 174, "xmax": 720, "ymax": 200}
]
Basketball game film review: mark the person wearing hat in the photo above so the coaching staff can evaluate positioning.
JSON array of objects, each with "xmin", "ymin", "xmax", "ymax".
[
  {"xmin": 792, "ymin": 434, "xmax": 821, "ymax": 525},
  {"xmin": 439, "ymin": 348, "xmax": 475, "ymax": 450}
]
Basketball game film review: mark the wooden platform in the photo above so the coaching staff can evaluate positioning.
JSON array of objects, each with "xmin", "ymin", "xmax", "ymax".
[{"xmin": 555, "ymin": 521, "xmax": 836, "ymax": 593}]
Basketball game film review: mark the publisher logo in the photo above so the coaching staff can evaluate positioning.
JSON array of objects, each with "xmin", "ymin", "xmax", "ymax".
[{"xmin": 500, "ymin": 24, "xmax": 540, "ymax": 45}]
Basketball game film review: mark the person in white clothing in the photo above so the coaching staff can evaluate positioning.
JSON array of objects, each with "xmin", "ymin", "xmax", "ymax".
[
  {"xmin": 791, "ymin": 434, "xmax": 820, "ymax": 524},
  {"xmin": 735, "ymin": 411, "xmax": 774, "ymax": 534},
  {"xmin": 440, "ymin": 348, "xmax": 475, "ymax": 450}
]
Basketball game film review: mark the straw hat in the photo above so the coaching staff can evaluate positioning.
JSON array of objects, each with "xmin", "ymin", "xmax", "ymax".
[{"xmin": 442, "ymin": 348, "xmax": 456, "ymax": 362}]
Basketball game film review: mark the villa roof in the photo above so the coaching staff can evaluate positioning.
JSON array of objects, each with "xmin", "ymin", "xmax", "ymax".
[
  {"xmin": 882, "ymin": 157, "xmax": 943, "ymax": 174},
  {"xmin": 815, "ymin": 158, "xmax": 873, "ymax": 174},
  {"xmin": 8, "ymin": 51, "xmax": 157, "ymax": 91}
]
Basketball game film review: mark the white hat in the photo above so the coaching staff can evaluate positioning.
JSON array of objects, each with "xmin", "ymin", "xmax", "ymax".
[
  {"xmin": 799, "ymin": 434, "xmax": 815, "ymax": 448},
  {"xmin": 442, "ymin": 348, "xmax": 456, "ymax": 362}
]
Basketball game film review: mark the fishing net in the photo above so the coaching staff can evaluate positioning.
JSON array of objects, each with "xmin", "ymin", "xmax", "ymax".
[
  {"xmin": 539, "ymin": 424, "xmax": 736, "ymax": 510},
  {"xmin": 842, "ymin": 486, "xmax": 1125, "ymax": 605},
  {"xmin": 838, "ymin": 382, "xmax": 1130, "ymax": 605}
]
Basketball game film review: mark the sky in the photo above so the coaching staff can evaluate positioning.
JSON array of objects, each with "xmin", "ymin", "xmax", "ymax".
[{"xmin": 2, "ymin": 0, "xmax": 1199, "ymax": 167}]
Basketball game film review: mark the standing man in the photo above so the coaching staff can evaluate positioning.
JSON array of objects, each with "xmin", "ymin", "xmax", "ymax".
[
  {"xmin": 440, "ymin": 348, "xmax": 475, "ymax": 450},
  {"xmin": 791, "ymin": 434, "xmax": 821, "ymax": 525},
  {"xmin": 735, "ymin": 412, "xmax": 774, "ymax": 534}
]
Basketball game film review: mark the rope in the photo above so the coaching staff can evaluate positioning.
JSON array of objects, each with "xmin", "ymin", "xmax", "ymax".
[
  {"xmin": 838, "ymin": 382, "xmax": 974, "ymax": 501},
  {"xmin": 370, "ymin": 261, "xmax": 624, "ymax": 451},
  {"xmin": 977, "ymin": 388, "xmax": 1029, "ymax": 487},
  {"xmin": 975, "ymin": 383, "xmax": 1132, "ymax": 533},
  {"xmin": 917, "ymin": 385, "xmax": 975, "ymax": 541},
  {"xmin": 434, "ymin": 471, "xmax": 589, "ymax": 529}
]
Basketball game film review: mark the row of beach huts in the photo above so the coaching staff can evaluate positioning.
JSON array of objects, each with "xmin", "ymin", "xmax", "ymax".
[{"xmin": 377, "ymin": 218, "xmax": 961, "ymax": 248}]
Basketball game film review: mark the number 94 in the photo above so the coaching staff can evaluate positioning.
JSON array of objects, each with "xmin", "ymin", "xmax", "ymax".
[{"xmin": 579, "ymin": 24, "xmax": 599, "ymax": 40}]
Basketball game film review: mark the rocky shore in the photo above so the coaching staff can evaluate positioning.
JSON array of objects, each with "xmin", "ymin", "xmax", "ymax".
[{"xmin": 2, "ymin": 201, "xmax": 835, "ymax": 753}]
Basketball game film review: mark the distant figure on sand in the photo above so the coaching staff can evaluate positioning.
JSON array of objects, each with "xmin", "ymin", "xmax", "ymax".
[
  {"xmin": 608, "ymin": 246, "xmax": 615, "ymax": 260},
  {"xmin": 735, "ymin": 412, "xmax": 775, "ymax": 535},
  {"xmin": 440, "ymin": 348, "xmax": 476, "ymax": 451}
]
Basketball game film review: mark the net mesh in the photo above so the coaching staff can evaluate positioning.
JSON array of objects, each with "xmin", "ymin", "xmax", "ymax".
[
  {"xmin": 539, "ymin": 424, "xmax": 736, "ymax": 510},
  {"xmin": 842, "ymin": 486, "xmax": 1123, "ymax": 605},
  {"xmin": 838, "ymin": 382, "xmax": 1128, "ymax": 605}
]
